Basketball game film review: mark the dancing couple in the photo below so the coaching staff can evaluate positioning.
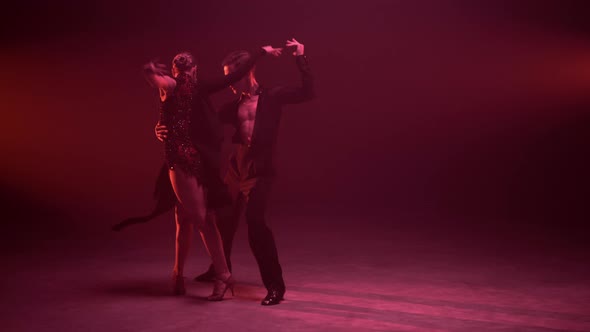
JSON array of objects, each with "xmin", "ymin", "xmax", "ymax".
[{"xmin": 116, "ymin": 38, "xmax": 314, "ymax": 305}]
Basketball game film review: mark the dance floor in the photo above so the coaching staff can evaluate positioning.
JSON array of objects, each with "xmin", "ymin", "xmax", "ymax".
[{"xmin": 2, "ymin": 213, "xmax": 589, "ymax": 331}]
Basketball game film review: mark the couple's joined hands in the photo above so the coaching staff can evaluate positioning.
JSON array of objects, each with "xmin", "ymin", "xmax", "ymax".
[{"xmin": 262, "ymin": 38, "xmax": 305, "ymax": 57}]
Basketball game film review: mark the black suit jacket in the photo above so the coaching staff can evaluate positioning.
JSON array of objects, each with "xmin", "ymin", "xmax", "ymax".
[{"xmin": 219, "ymin": 55, "xmax": 315, "ymax": 175}]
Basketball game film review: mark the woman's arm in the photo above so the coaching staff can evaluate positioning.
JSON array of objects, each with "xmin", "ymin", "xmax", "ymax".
[{"xmin": 143, "ymin": 62, "xmax": 176, "ymax": 101}]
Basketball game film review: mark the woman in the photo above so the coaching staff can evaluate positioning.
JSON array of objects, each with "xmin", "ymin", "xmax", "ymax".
[{"xmin": 142, "ymin": 45, "xmax": 282, "ymax": 300}]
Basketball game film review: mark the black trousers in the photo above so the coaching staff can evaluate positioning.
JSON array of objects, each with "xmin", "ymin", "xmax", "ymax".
[{"xmin": 216, "ymin": 145, "xmax": 285, "ymax": 291}]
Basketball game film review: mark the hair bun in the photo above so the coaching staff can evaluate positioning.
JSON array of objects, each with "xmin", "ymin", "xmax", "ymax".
[{"xmin": 173, "ymin": 52, "xmax": 195, "ymax": 71}]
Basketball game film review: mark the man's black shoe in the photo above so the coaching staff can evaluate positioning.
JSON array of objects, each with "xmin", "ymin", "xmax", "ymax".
[{"xmin": 261, "ymin": 288, "xmax": 285, "ymax": 306}]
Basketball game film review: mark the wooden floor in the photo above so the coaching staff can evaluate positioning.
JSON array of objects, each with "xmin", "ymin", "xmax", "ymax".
[{"xmin": 2, "ymin": 213, "xmax": 589, "ymax": 331}]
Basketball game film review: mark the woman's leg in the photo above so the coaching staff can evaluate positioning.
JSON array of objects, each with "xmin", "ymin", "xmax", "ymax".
[
  {"xmin": 201, "ymin": 210, "xmax": 231, "ymax": 279},
  {"xmin": 169, "ymin": 168, "xmax": 230, "ymax": 280},
  {"xmin": 173, "ymin": 204, "xmax": 194, "ymax": 278}
]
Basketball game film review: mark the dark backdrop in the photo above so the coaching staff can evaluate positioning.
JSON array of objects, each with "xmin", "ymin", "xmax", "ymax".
[{"xmin": 2, "ymin": 0, "xmax": 589, "ymax": 243}]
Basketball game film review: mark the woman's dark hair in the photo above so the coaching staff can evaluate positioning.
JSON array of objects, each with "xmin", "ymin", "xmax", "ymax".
[{"xmin": 173, "ymin": 52, "xmax": 195, "ymax": 71}]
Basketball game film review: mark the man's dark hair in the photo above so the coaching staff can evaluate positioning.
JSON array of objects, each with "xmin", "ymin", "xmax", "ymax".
[{"xmin": 222, "ymin": 50, "xmax": 251, "ymax": 67}]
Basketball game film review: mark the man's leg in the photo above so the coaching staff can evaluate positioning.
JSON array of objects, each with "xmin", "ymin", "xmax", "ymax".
[
  {"xmin": 244, "ymin": 176, "xmax": 285, "ymax": 305},
  {"xmin": 195, "ymin": 158, "xmax": 244, "ymax": 281},
  {"xmin": 217, "ymin": 192, "xmax": 246, "ymax": 272}
]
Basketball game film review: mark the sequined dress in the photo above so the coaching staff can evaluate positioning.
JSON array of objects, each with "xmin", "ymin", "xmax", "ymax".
[{"xmin": 160, "ymin": 73, "xmax": 203, "ymax": 177}]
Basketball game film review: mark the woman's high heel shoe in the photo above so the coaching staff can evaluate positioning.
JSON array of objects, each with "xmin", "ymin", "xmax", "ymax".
[
  {"xmin": 207, "ymin": 275, "xmax": 235, "ymax": 301},
  {"xmin": 172, "ymin": 273, "xmax": 186, "ymax": 295}
]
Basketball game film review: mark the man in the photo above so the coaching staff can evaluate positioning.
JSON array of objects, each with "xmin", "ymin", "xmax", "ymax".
[{"xmin": 156, "ymin": 38, "xmax": 314, "ymax": 305}]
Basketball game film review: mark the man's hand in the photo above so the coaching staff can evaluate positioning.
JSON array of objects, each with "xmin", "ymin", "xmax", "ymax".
[
  {"xmin": 262, "ymin": 46, "xmax": 283, "ymax": 57},
  {"xmin": 286, "ymin": 38, "xmax": 304, "ymax": 56},
  {"xmin": 155, "ymin": 123, "xmax": 168, "ymax": 142}
]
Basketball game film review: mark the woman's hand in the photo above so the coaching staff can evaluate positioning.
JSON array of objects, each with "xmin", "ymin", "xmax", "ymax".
[
  {"xmin": 144, "ymin": 61, "xmax": 169, "ymax": 76},
  {"xmin": 262, "ymin": 45, "xmax": 283, "ymax": 57}
]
